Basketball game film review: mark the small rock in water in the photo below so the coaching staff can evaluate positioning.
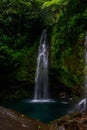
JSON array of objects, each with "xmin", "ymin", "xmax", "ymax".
[
  {"xmin": 68, "ymin": 98, "xmax": 72, "ymax": 101},
  {"xmin": 62, "ymin": 101, "xmax": 68, "ymax": 104}
]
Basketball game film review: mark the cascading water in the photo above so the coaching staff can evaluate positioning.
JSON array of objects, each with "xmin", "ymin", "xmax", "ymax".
[
  {"xmin": 34, "ymin": 29, "xmax": 49, "ymax": 101},
  {"xmin": 84, "ymin": 32, "xmax": 87, "ymax": 96},
  {"xmin": 76, "ymin": 32, "xmax": 87, "ymax": 111}
]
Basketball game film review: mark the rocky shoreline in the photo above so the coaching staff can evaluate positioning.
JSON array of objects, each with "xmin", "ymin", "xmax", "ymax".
[
  {"xmin": 0, "ymin": 106, "xmax": 48, "ymax": 130},
  {"xmin": 49, "ymin": 111, "xmax": 87, "ymax": 130},
  {"xmin": 0, "ymin": 106, "xmax": 87, "ymax": 130}
]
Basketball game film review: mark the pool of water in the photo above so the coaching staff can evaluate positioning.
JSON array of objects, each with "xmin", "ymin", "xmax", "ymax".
[{"xmin": 0, "ymin": 99, "xmax": 72, "ymax": 123}]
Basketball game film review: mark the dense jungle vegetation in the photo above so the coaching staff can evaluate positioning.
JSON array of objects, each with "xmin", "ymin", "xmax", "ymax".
[{"xmin": 0, "ymin": 0, "xmax": 87, "ymax": 101}]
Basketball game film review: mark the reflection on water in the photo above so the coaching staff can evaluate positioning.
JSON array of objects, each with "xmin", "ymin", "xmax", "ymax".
[{"xmin": 0, "ymin": 99, "xmax": 72, "ymax": 123}]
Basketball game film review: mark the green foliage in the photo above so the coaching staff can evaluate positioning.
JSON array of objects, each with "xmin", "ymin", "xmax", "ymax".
[
  {"xmin": 50, "ymin": 0, "xmax": 86, "ymax": 92},
  {"xmin": 0, "ymin": 0, "xmax": 87, "ymax": 99},
  {"xmin": 0, "ymin": 0, "xmax": 43, "ymax": 86},
  {"xmin": 16, "ymin": 45, "xmax": 37, "ymax": 82}
]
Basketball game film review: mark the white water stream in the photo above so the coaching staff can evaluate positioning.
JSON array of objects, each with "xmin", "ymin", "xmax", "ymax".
[
  {"xmin": 34, "ymin": 29, "xmax": 49, "ymax": 100},
  {"xmin": 76, "ymin": 32, "xmax": 87, "ymax": 111}
]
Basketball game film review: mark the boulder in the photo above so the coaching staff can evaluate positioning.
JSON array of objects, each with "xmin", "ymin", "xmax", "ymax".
[
  {"xmin": 49, "ymin": 111, "xmax": 87, "ymax": 130},
  {"xmin": 0, "ymin": 106, "xmax": 48, "ymax": 130}
]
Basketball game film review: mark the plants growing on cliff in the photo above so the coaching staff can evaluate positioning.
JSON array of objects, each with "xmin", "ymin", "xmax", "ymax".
[{"xmin": 0, "ymin": 0, "xmax": 87, "ymax": 99}]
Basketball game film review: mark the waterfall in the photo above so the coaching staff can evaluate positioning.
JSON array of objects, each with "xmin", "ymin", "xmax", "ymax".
[
  {"xmin": 84, "ymin": 32, "xmax": 87, "ymax": 96},
  {"xmin": 34, "ymin": 29, "xmax": 49, "ymax": 100},
  {"xmin": 75, "ymin": 32, "xmax": 87, "ymax": 111}
]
